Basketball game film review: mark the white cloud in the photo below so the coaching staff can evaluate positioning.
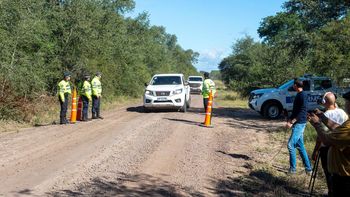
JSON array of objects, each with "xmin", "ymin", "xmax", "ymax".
[{"xmin": 195, "ymin": 48, "xmax": 230, "ymax": 72}]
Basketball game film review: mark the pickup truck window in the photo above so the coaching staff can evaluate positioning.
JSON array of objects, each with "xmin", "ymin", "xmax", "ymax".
[
  {"xmin": 151, "ymin": 76, "xmax": 182, "ymax": 85},
  {"xmin": 188, "ymin": 77, "xmax": 203, "ymax": 82},
  {"xmin": 287, "ymin": 80, "xmax": 310, "ymax": 91},
  {"xmin": 314, "ymin": 79, "xmax": 332, "ymax": 90}
]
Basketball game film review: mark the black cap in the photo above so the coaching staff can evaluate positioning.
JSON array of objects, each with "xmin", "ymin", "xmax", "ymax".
[
  {"xmin": 343, "ymin": 91, "xmax": 350, "ymax": 101},
  {"xmin": 63, "ymin": 71, "xmax": 71, "ymax": 78},
  {"xmin": 84, "ymin": 73, "xmax": 90, "ymax": 80},
  {"xmin": 204, "ymin": 72, "xmax": 209, "ymax": 78}
]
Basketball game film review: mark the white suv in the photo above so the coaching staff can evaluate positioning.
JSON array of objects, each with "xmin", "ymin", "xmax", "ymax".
[
  {"xmin": 188, "ymin": 76, "xmax": 203, "ymax": 94},
  {"xmin": 143, "ymin": 74, "xmax": 191, "ymax": 112}
]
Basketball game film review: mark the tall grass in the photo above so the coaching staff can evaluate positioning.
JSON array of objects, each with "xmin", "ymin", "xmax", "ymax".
[{"xmin": 213, "ymin": 80, "xmax": 248, "ymax": 108}]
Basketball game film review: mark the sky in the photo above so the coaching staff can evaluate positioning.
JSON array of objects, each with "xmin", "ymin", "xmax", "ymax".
[{"xmin": 129, "ymin": 0, "xmax": 286, "ymax": 72}]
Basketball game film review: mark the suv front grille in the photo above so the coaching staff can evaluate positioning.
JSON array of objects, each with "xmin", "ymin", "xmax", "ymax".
[
  {"xmin": 189, "ymin": 83, "xmax": 201, "ymax": 88},
  {"xmin": 155, "ymin": 91, "xmax": 170, "ymax": 96}
]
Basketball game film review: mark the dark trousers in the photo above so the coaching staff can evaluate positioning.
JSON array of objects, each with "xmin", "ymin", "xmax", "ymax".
[
  {"xmin": 82, "ymin": 95, "xmax": 89, "ymax": 120},
  {"xmin": 59, "ymin": 94, "xmax": 68, "ymax": 124},
  {"xmin": 92, "ymin": 95, "xmax": 100, "ymax": 118},
  {"xmin": 203, "ymin": 98, "xmax": 209, "ymax": 112},
  {"xmin": 319, "ymin": 146, "xmax": 332, "ymax": 196},
  {"xmin": 332, "ymin": 174, "xmax": 350, "ymax": 197}
]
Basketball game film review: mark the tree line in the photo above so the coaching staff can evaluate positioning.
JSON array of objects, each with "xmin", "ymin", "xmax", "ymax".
[
  {"xmin": 219, "ymin": 0, "xmax": 350, "ymax": 96},
  {"xmin": 0, "ymin": 0, "xmax": 199, "ymax": 121}
]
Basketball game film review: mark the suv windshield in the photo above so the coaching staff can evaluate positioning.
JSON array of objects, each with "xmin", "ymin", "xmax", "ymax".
[
  {"xmin": 151, "ymin": 76, "xmax": 182, "ymax": 85},
  {"xmin": 188, "ymin": 77, "xmax": 202, "ymax": 82}
]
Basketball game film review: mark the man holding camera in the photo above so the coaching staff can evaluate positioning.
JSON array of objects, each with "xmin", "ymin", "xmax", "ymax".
[
  {"xmin": 309, "ymin": 91, "xmax": 350, "ymax": 196},
  {"xmin": 311, "ymin": 92, "xmax": 348, "ymax": 196},
  {"xmin": 286, "ymin": 78, "xmax": 312, "ymax": 174}
]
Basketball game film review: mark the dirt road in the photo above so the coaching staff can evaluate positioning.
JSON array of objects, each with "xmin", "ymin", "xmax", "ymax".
[{"xmin": 0, "ymin": 95, "xmax": 284, "ymax": 196}]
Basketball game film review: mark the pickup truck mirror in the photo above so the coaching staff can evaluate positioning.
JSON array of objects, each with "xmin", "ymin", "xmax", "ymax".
[{"xmin": 144, "ymin": 83, "xmax": 148, "ymax": 87}]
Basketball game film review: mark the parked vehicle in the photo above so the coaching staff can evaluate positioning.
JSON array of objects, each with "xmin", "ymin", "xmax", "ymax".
[
  {"xmin": 248, "ymin": 75, "xmax": 350, "ymax": 119},
  {"xmin": 143, "ymin": 74, "xmax": 191, "ymax": 112},
  {"xmin": 188, "ymin": 76, "xmax": 203, "ymax": 94}
]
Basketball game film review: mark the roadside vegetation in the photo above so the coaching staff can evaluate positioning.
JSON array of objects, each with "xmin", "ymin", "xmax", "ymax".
[
  {"xmin": 219, "ymin": 0, "xmax": 350, "ymax": 96},
  {"xmin": 0, "ymin": 0, "xmax": 198, "ymax": 125},
  {"xmin": 213, "ymin": 80, "xmax": 248, "ymax": 109}
]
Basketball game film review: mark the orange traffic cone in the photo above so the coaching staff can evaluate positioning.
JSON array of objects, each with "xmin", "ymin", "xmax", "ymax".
[
  {"xmin": 70, "ymin": 88, "xmax": 77, "ymax": 123},
  {"xmin": 76, "ymin": 96, "xmax": 82, "ymax": 121},
  {"xmin": 202, "ymin": 91, "xmax": 214, "ymax": 128}
]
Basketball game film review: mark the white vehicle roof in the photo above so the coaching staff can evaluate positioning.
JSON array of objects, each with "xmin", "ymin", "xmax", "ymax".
[
  {"xmin": 153, "ymin": 74, "xmax": 184, "ymax": 77},
  {"xmin": 188, "ymin": 76, "xmax": 203, "ymax": 78}
]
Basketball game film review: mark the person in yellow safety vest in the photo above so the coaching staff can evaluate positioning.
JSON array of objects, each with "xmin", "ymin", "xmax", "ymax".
[
  {"xmin": 202, "ymin": 72, "xmax": 216, "ymax": 112},
  {"xmin": 57, "ymin": 72, "xmax": 72, "ymax": 124},
  {"xmin": 81, "ymin": 74, "xmax": 92, "ymax": 121},
  {"xmin": 91, "ymin": 72, "xmax": 103, "ymax": 119}
]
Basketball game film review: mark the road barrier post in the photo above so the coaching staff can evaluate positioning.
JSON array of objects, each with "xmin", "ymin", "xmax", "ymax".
[
  {"xmin": 203, "ymin": 91, "xmax": 213, "ymax": 128},
  {"xmin": 70, "ymin": 88, "xmax": 77, "ymax": 123}
]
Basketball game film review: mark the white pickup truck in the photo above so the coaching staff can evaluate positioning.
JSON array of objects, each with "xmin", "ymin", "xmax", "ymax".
[
  {"xmin": 249, "ymin": 75, "xmax": 350, "ymax": 119},
  {"xmin": 143, "ymin": 74, "xmax": 191, "ymax": 112}
]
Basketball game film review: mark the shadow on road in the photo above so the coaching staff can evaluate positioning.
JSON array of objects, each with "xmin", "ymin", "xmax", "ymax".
[
  {"xmin": 46, "ymin": 173, "xmax": 205, "ymax": 197},
  {"xmin": 163, "ymin": 118, "xmax": 200, "ymax": 126},
  {"xmin": 216, "ymin": 150, "xmax": 251, "ymax": 161},
  {"xmin": 126, "ymin": 106, "xmax": 180, "ymax": 113},
  {"xmin": 188, "ymin": 107, "xmax": 286, "ymax": 132},
  {"xmin": 208, "ymin": 169, "xmax": 312, "ymax": 197}
]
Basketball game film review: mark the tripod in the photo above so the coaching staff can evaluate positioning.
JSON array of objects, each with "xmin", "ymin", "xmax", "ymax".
[{"xmin": 308, "ymin": 150, "xmax": 320, "ymax": 197}]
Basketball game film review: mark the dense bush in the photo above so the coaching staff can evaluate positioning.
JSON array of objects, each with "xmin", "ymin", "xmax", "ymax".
[
  {"xmin": 0, "ymin": 0, "xmax": 199, "ymax": 121},
  {"xmin": 220, "ymin": 0, "xmax": 350, "ymax": 95}
]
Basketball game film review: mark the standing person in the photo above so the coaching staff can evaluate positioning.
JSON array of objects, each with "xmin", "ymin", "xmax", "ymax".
[
  {"xmin": 91, "ymin": 72, "xmax": 103, "ymax": 119},
  {"xmin": 311, "ymin": 92, "xmax": 348, "ymax": 196},
  {"xmin": 286, "ymin": 78, "xmax": 312, "ymax": 174},
  {"xmin": 81, "ymin": 74, "xmax": 92, "ymax": 121},
  {"xmin": 309, "ymin": 91, "xmax": 350, "ymax": 196},
  {"xmin": 201, "ymin": 72, "xmax": 216, "ymax": 112},
  {"xmin": 57, "ymin": 72, "xmax": 72, "ymax": 125}
]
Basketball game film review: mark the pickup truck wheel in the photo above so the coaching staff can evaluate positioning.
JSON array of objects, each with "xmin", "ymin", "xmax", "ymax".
[
  {"xmin": 263, "ymin": 103, "xmax": 281, "ymax": 119},
  {"xmin": 182, "ymin": 97, "xmax": 187, "ymax": 113},
  {"xmin": 187, "ymin": 95, "xmax": 191, "ymax": 108}
]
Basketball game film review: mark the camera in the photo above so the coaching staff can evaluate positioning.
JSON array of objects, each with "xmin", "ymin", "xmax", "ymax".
[
  {"xmin": 316, "ymin": 98, "xmax": 323, "ymax": 105},
  {"xmin": 307, "ymin": 109, "xmax": 317, "ymax": 114}
]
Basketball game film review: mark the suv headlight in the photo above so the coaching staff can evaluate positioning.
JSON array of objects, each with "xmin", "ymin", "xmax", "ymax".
[
  {"xmin": 145, "ymin": 90, "xmax": 154, "ymax": 96},
  {"xmin": 172, "ymin": 89, "xmax": 183, "ymax": 95},
  {"xmin": 253, "ymin": 93, "xmax": 263, "ymax": 99}
]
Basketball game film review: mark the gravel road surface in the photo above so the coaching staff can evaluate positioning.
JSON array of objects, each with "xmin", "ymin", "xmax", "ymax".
[{"xmin": 0, "ymin": 95, "xmax": 283, "ymax": 196}]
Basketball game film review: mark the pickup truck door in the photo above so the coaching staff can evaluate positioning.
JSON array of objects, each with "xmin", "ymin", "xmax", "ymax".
[
  {"xmin": 286, "ymin": 86, "xmax": 297, "ymax": 111},
  {"xmin": 308, "ymin": 79, "xmax": 333, "ymax": 110},
  {"xmin": 285, "ymin": 80, "xmax": 311, "ymax": 111}
]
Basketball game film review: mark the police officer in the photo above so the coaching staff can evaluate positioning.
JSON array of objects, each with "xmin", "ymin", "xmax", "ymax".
[
  {"xmin": 91, "ymin": 72, "xmax": 103, "ymax": 119},
  {"xmin": 57, "ymin": 72, "xmax": 72, "ymax": 124},
  {"xmin": 202, "ymin": 72, "xmax": 216, "ymax": 112},
  {"xmin": 81, "ymin": 74, "xmax": 92, "ymax": 121}
]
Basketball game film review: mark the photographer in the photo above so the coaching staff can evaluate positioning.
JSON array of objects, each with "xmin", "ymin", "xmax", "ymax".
[
  {"xmin": 311, "ymin": 92, "xmax": 348, "ymax": 196},
  {"xmin": 309, "ymin": 91, "xmax": 350, "ymax": 196},
  {"xmin": 286, "ymin": 78, "xmax": 312, "ymax": 174}
]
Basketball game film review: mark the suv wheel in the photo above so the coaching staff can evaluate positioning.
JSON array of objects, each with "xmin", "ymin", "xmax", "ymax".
[{"xmin": 263, "ymin": 102, "xmax": 281, "ymax": 119}]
